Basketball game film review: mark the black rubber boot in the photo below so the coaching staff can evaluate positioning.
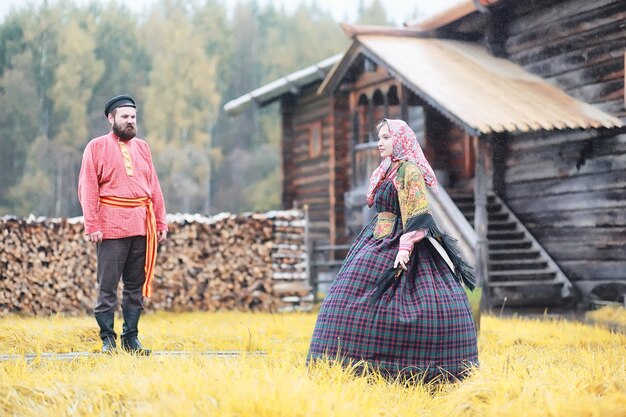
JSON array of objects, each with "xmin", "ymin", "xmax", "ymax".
[
  {"xmin": 95, "ymin": 311, "xmax": 117, "ymax": 354},
  {"xmin": 121, "ymin": 309, "xmax": 151, "ymax": 356}
]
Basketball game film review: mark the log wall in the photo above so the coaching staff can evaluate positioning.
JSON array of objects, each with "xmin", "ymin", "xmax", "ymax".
[
  {"xmin": 501, "ymin": 0, "xmax": 626, "ymax": 288},
  {"xmin": 330, "ymin": 92, "xmax": 351, "ymax": 245},
  {"xmin": 505, "ymin": 0, "xmax": 625, "ymax": 122},
  {"xmin": 281, "ymin": 86, "xmax": 334, "ymax": 244},
  {"xmin": 0, "ymin": 211, "xmax": 311, "ymax": 316}
]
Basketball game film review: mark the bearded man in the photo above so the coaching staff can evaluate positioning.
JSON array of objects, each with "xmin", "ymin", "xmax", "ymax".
[{"xmin": 78, "ymin": 95, "xmax": 168, "ymax": 355}]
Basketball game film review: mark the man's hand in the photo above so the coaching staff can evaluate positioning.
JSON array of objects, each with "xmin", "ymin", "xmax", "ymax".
[
  {"xmin": 394, "ymin": 249, "xmax": 411, "ymax": 270},
  {"xmin": 87, "ymin": 231, "xmax": 103, "ymax": 243},
  {"xmin": 157, "ymin": 230, "xmax": 167, "ymax": 243}
]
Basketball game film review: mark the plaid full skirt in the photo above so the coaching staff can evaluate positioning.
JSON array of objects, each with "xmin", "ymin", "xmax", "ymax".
[{"xmin": 307, "ymin": 181, "xmax": 479, "ymax": 381}]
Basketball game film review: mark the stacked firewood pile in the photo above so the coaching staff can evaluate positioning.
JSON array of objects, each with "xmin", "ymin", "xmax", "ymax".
[
  {"xmin": 0, "ymin": 217, "xmax": 95, "ymax": 316},
  {"xmin": 0, "ymin": 211, "xmax": 311, "ymax": 316},
  {"xmin": 269, "ymin": 215, "xmax": 313, "ymax": 312}
]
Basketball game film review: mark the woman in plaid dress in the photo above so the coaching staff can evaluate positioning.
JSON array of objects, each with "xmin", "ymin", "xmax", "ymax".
[{"xmin": 307, "ymin": 119, "xmax": 479, "ymax": 382}]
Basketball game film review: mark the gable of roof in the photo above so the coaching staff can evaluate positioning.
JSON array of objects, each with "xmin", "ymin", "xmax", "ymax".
[
  {"xmin": 319, "ymin": 34, "xmax": 622, "ymax": 135},
  {"xmin": 404, "ymin": 0, "xmax": 501, "ymax": 31}
]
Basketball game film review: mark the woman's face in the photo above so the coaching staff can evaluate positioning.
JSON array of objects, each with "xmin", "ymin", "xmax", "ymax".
[{"xmin": 377, "ymin": 123, "xmax": 394, "ymax": 159}]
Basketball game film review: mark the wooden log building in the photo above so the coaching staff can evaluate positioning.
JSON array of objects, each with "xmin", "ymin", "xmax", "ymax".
[{"xmin": 225, "ymin": 0, "xmax": 626, "ymax": 309}]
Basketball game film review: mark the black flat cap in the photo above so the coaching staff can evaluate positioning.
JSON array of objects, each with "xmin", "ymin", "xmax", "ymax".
[{"xmin": 104, "ymin": 94, "xmax": 136, "ymax": 116}]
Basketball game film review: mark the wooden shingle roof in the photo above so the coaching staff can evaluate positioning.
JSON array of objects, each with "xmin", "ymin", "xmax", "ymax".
[{"xmin": 320, "ymin": 34, "xmax": 623, "ymax": 135}]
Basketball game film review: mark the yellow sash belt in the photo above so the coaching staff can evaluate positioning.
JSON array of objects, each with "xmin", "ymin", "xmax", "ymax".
[{"xmin": 99, "ymin": 196, "xmax": 157, "ymax": 298}]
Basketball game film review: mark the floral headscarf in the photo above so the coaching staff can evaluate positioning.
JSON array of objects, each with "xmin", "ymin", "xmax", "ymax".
[{"xmin": 366, "ymin": 119, "xmax": 438, "ymax": 207}]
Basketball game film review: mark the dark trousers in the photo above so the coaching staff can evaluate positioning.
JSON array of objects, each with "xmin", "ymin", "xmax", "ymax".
[{"xmin": 94, "ymin": 236, "xmax": 146, "ymax": 314}]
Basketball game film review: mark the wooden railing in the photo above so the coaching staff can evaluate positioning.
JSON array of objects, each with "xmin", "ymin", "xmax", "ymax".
[
  {"xmin": 427, "ymin": 186, "xmax": 478, "ymax": 266},
  {"xmin": 309, "ymin": 243, "xmax": 351, "ymax": 301}
]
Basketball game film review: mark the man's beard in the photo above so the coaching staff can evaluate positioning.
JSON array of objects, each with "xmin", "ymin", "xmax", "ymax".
[{"xmin": 113, "ymin": 121, "xmax": 137, "ymax": 140}]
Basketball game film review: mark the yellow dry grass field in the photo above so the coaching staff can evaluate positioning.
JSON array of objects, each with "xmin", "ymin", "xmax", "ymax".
[
  {"xmin": 587, "ymin": 306, "xmax": 626, "ymax": 330},
  {"xmin": 1, "ymin": 310, "xmax": 625, "ymax": 417}
]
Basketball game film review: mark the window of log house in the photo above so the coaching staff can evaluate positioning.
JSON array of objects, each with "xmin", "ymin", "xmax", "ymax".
[{"xmin": 309, "ymin": 121, "xmax": 323, "ymax": 158}]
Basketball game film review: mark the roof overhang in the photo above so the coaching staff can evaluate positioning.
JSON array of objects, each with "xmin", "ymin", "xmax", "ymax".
[
  {"xmin": 319, "ymin": 35, "xmax": 623, "ymax": 135},
  {"xmin": 223, "ymin": 54, "xmax": 342, "ymax": 116},
  {"xmin": 404, "ymin": 0, "xmax": 501, "ymax": 31}
]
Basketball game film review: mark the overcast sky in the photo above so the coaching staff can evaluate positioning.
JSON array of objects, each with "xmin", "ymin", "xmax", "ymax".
[{"xmin": 0, "ymin": 0, "xmax": 459, "ymax": 25}]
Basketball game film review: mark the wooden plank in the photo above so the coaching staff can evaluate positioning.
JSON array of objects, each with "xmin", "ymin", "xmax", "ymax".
[
  {"xmin": 290, "ymin": 171, "xmax": 329, "ymax": 187},
  {"xmin": 507, "ymin": 133, "xmax": 626, "ymax": 164},
  {"xmin": 292, "ymin": 108, "xmax": 330, "ymax": 126},
  {"xmin": 509, "ymin": 129, "xmax": 614, "ymax": 151},
  {"xmin": 474, "ymin": 136, "xmax": 491, "ymax": 310},
  {"xmin": 292, "ymin": 191, "xmax": 331, "ymax": 204},
  {"xmin": 290, "ymin": 155, "xmax": 330, "ymax": 169},
  {"xmin": 507, "ymin": 189, "xmax": 626, "ymax": 213},
  {"xmin": 333, "ymin": 94, "xmax": 351, "ymax": 245},
  {"xmin": 508, "ymin": 19, "xmax": 626, "ymax": 65},
  {"xmin": 295, "ymin": 86, "xmax": 329, "ymax": 106},
  {"xmin": 507, "ymin": 0, "xmax": 623, "ymax": 37},
  {"xmin": 566, "ymin": 79, "xmax": 624, "ymax": 105},
  {"xmin": 520, "ymin": 226, "xmax": 626, "ymax": 245},
  {"xmin": 307, "ymin": 211, "xmax": 332, "ymax": 222},
  {"xmin": 548, "ymin": 59, "xmax": 624, "ymax": 91},
  {"xmin": 293, "ymin": 102, "xmax": 329, "ymax": 118},
  {"xmin": 593, "ymin": 99, "xmax": 626, "ymax": 120},
  {"xmin": 293, "ymin": 194, "xmax": 332, "ymax": 204},
  {"xmin": 506, "ymin": 135, "xmax": 626, "ymax": 168},
  {"xmin": 518, "ymin": 207, "xmax": 626, "ymax": 229},
  {"xmin": 281, "ymin": 96, "xmax": 297, "ymax": 209},
  {"xmin": 503, "ymin": 0, "xmax": 561, "ymax": 27},
  {"xmin": 293, "ymin": 121, "xmax": 333, "ymax": 137},
  {"xmin": 540, "ymin": 242, "xmax": 626, "ymax": 262},
  {"xmin": 506, "ymin": 2, "xmax": 626, "ymax": 56},
  {"xmin": 519, "ymin": 34, "xmax": 626, "ymax": 78},
  {"xmin": 292, "ymin": 108, "xmax": 329, "ymax": 123},
  {"xmin": 505, "ymin": 153, "xmax": 626, "ymax": 183},
  {"xmin": 506, "ymin": 171, "xmax": 626, "ymax": 199},
  {"xmin": 307, "ymin": 217, "xmax": 330, "ymax": 228},
  {"xmin": 291, "ymin": 143, "xmax": 327, "ymax": 157},
  {"xmin": 352, "ymin": 73, "xmax": 396, "ymax": 94},
  {"xmin": 328, "ymin": 97, "xmax": 337, "ymax": 247},
  {"xmin": 296, "ymin": 90, "xmax": 328, "ymax": 107},
  {"xmin": 292, "ymin": 137, "xmax": 329, "ymax": 152},
  {"xmin": 307, "ymin": 231, "xmax": 329, "ymax": 242},
  {"xmin": 559, "ymin": 261, "xmax": 626, "ymax": 281},
  {"xmin": 292, "ymin": 149, "xmax": 331, "ymax": 164}
]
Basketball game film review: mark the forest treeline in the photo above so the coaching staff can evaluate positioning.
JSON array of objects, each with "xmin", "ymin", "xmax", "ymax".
[{"xmin": 0, "ymin": 0, "xmax": 413, "ymax": 217}]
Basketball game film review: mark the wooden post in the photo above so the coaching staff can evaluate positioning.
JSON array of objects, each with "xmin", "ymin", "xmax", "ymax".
[
  {"xmin": 328, "ymin": 98, "xmax": 337, "ymax": 250},
  {"xmin": 351, "ymin": 110, "xmax": 359, "ymax": 185},
  {"xmin": 366, "ymin": 95, "xmax": 374, "ymax": 142},
  {"xmin": 304, "ymin": 204, "xmax": 314, "ymax": 298},
  {"xmin": 474, "ymin": 136, "xmax": 491, "ymax": 313},
  {"xmin": 400, "ymin": 84, "xmax": 409, "ymax": 122}
]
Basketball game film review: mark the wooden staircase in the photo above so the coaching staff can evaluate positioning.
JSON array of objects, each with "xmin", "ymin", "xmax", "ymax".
[{"xmin": 449, "ymin": 192, "xmax": 577, "ymax": 308}]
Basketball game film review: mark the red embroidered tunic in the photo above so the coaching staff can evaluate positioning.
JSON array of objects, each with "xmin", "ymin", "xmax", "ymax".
[{"xmin": 78, "ymin": 132, "xmax": 167, "ymax": 239}]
